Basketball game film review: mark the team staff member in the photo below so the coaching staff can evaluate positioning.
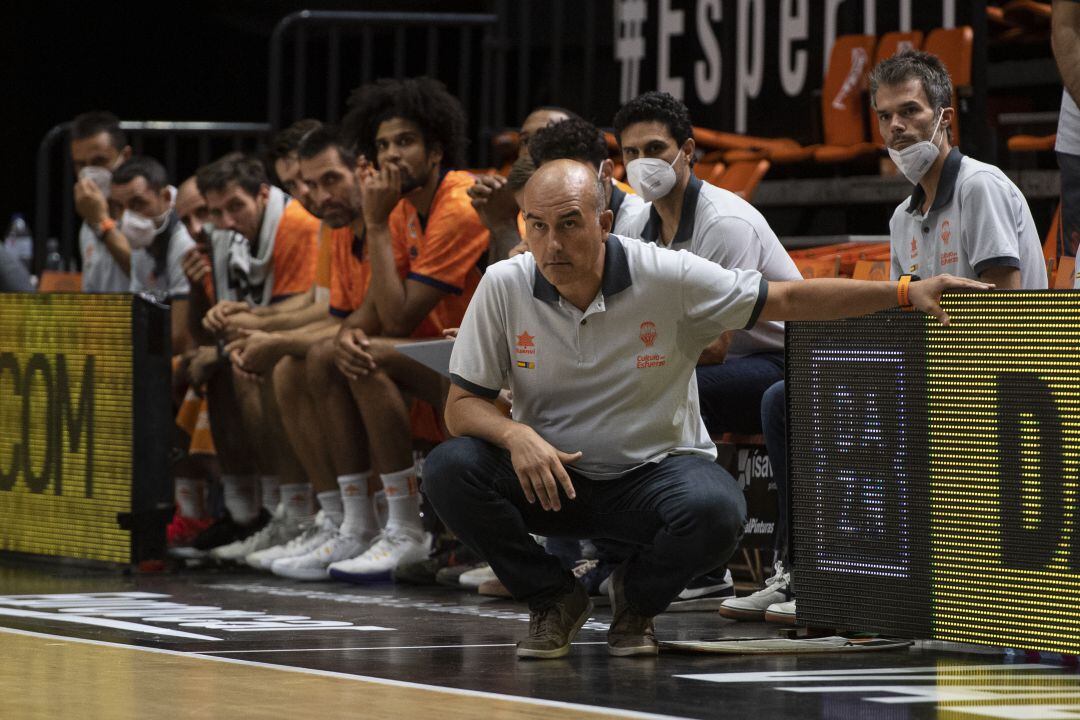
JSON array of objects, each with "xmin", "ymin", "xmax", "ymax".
[
  {"xmin": 724, "ymin": 48, "xmax": 1052, "ymax": 628},
  {"xmin": 109, "ymin": 156, "xmax": 195, "ymax": 354},
  {"xmin": 877, "ymin": 51, "xmax": 1046, "ymax": 288},
  {"xmin": 322, "ymin": 76, "xmax": 491, "ymax": 583},
  {"xmin": 422, "ymin": 159, "xmax": 989, "ymax": 660},
  {"xmin": 615, "ymin": 91, "xmax": 802, "ymax": 438},
  {"xmin": 70, "ymin": 111, "xmax": 133, "ymax": 291}
]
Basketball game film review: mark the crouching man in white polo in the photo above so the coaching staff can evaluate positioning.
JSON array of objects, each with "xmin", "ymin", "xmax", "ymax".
[{"xmin": 421, "ymin": 159, "xmax": 988, "ymax": 660}]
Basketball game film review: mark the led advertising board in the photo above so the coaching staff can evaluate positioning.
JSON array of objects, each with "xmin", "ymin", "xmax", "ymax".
[
  {"xmin": 0, "ymin": 294, "xmax": 170, "ymax": 564},
  {"xmin": 788, "ymin": 292, "xmax": 1080, "ymax": 654}
]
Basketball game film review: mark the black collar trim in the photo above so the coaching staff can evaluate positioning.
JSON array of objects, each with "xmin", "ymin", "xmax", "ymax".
[
  {"xmin": 531, "ymin": 235, "xmax": 633, "ymax": 302},
  {"xmin": 640, "ymin": 174, "xmax": 702, "ymax": 246}
]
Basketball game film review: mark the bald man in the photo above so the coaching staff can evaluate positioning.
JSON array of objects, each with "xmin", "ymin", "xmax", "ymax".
[{"xmin": 422, "ymin": 159, "xmax": 989, "ymax": 660}]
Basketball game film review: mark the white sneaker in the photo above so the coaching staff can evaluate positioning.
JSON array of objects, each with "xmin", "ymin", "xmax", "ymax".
[
  {"xmin": 458, "ymin": 564, "xmax": 497, "ymax": 588},
  {"xmin": 246, "ymin": 512, "xmax": 335, "ymax": 570},
  {"xmin": 764, "ymin": 599, "xmax": 797, "ymax": 624},
  {"xmin": 271, "ymin": 529, "xmax": 373, "ymax": 581},
  {"xmin": 210, "ymin": 505, "xmax": 301, "ymax": 562},
  {"xmin": 717, "ymin": 564, "xmax": 791, "ymax": 621},
  {"xmin": 327, "ymin": 526, "xmax": 432, "ymax": 583}
]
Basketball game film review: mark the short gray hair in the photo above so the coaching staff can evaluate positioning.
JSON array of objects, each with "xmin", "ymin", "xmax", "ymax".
[{"xmin": 869, "ymin": 49, "xmax": 953, "ymax": 113}]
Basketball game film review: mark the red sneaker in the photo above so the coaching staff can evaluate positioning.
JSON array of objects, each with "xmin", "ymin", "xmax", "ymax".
[{"xmin": 167, "ymin": 510, "xmax": 213, "ymax": 548}]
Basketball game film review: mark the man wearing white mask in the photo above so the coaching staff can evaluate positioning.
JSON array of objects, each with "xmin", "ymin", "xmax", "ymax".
[
  {"xmin": 614, "ymin": 92, "xmax": 801, "ymax": 442},
  {"xmin": 71, "ymin": 111, "xmax": 132, "ymax": 292},
  {"xmin": 874, "ymin": 50, "xmax": 1046, "ymax": 288},
  {"xmin": 109, "ymin": 156, "xmax": 195, "ymax": 354},
  {"xmin": 613, "ymin": 91, "xmax": 802, "ymax": 611}
]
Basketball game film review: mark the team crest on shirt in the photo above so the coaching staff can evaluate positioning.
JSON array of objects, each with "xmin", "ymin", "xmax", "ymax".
[
  {"xmin": 910, "ymin": 236, "xmax": 918, "ymax": 258},
  {"xmin": 515, "ymin": 331, "xmax": 536, "ymax": 355},
  {"xmin": 940, "ymin": 220, "xmax": 951, "ymax": 245},
  {"xmin": 408, "ymin": 220, "xmax": 419, "ymax": 240},
  {"xmin": 636, "ymin": 321, "xmax": 665, "ymax": 368},
  {"xmin": 409, "ymin": 245, "xmax": 419, "ymax": 259},
  {"xmin": 940, "ymin": 250, "xmax": 958, "ymax": 266}
]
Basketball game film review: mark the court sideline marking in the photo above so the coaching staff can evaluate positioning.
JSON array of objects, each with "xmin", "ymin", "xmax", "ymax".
[
  {"xmin": 0, "ymin": 626, "xmax": 691, "ymax": 720},
  {"xmin": 199, "ymin": 640, "xmax": 610, "ymax": 654}
]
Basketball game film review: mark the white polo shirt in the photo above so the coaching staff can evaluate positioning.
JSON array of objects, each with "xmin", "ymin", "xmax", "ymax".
[
  {"xmin": 129, "ymin": 212, "xmax": 195, "ymax": 300},
  {"xmin": 618, "ymin": 175, "xmax": 801, "ymax": 358},
  {"xmin": 609, "ymin": 183, "xmax": 646, "ymax": 236},
  {"xmin": 889, "ymin": 148, "xmax": 1047, "ymax": 288},
  {"xmin": 449, "ymin": 234, "xmax": 767, "ymax": 480},
  {"xmin": 79, "ymin": 222, "xmax": 130, "ymax": 292}
]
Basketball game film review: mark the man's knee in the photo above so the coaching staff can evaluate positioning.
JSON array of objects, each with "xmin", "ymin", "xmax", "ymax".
[
  {"xmin": 273, "ymin": 355, "xmax": 306, "ymax": 406},
  {"xmin": 423, "ymin": 437, "xmax": 492, "ymax": 502},
  {"xmin": 679, "ymin": 468, "xmax": 747, "ymax": 551}
]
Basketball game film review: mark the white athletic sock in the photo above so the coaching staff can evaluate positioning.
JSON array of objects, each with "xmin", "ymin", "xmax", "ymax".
[
  {"xmin": 317, "ymin": 490, "xmax": 344, "ymax": 527},
  {"xmin": 222, "ymin": 474, "xmax": 259, "ymax": 525},
  {"xmin": 380, "ymin": 466, "xmax": 423, "ymax": 534},
  {"xmin": 174, "ymin": 477, "xmax": 207, "ymax": 520},
  {"xmin": 259, "ymin": 475, "xmax": 281, "ymax": 513},
  {"xmin": 279, "ymin": 483, "xmax": 314, "ymax": 520},
  {"xmin": 337, "ymin": 472, "xmax": 377, "ymax": 539}
]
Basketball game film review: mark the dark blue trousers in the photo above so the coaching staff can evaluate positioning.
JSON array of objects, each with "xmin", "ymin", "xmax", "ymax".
[{"xmin": 423, "ymin": 437, "xmax": 746, "ymax": 616}]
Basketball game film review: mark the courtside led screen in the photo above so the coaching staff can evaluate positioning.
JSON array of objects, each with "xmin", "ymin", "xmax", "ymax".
[
  {"xmin": 788, "ymin": 291, "xmax": 1080, "ymax": 655},
  {"xmin": 0, "ymin": 294, "xmax": 170, "ymax": 564}
]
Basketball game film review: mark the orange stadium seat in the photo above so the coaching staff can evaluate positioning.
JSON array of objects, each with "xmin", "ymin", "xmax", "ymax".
[
  {"xmin": 809, "ymin": 34, "xmax": 881, "ymax": 164},
  {"xmin": 694, "ymin": 158, "xmax": 726, "ymax": 185},
  {"xmin": 1054, "ymin": 255, "xmax": 1075, "ymax": 289},
  {"xmin": 1008, "ymin": 133, "xmax": 1057, "ymax": 152},
  {"xmin": 923, "ymin": 26, "xmax": 973, "ymax": 146},
  {"xmin": 794, "ymin": 254, "xmax": 842, "ymax": 278},
  {"xmin": 1002, "ymin": 0, "xmax": 1052, "ymax": 30},
  {"xmin": 714, "ymin": 158, "xmax": 770, "ymax": 200},
  {"xmin": 852, "ymin": 259, "xmax": 891, "ymax": 281},
  {"xmin": 1043, "ymin": 202, "xmax": 1064, "ymax": 273},
  {"xmin": 37, "ymin": 271, "xmax": 82, "ymax": 292}
]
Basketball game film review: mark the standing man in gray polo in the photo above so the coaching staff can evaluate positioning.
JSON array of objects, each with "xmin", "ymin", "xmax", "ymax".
[
  {"xmin": 421, "ymin": 159, "xmax": 989, "ymax": 661},
  {"xmin": 875, "ymin": 50, "xmax": 1046, "ymax": 288},
  {"xmin": 1053, "ymin": 0, "xmax": 1080, "ymax": 266}
]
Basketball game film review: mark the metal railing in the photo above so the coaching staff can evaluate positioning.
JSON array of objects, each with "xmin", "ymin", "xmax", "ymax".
[
  {"xmin": 35, "ymin": 121, "xmax": 270, "ymax": 273},
  {"xmin": 267, "ymin": 10, "xmax": 500, "ymax": 164}
]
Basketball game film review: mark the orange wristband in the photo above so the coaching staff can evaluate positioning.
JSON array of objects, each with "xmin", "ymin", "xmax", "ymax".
[
  {"xmin": 96, "ymin": 217, "xmax": 117, "ymax": 235},
  {"xmin": 897, "ymin": 274, "xmax": 914, "ymax": 310}
]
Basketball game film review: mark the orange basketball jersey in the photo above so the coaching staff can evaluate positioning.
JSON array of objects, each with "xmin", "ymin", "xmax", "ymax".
[
  {"xmin": 269, "ymin": 199, "xmax": 321, "ymax": 301},
  {"xmin": 388, "ymin": 170, "xmax": 490, "ymax": 336}
]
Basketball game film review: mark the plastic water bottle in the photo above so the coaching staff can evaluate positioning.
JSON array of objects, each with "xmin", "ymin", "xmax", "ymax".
[
  {"xmin": 4, "ymin": 214, "xmax": 34, "ymax": 271},
  {"xmin": 44, "ymin": 238, "xmax": 63, "ymax": 271}
]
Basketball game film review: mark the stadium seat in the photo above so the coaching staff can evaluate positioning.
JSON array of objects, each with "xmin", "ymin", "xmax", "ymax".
[
  {"xmin": 1043, "ymin": 202, "xmax": 1064, "ymax": 272},
  {"xmin": 809, "ymin": 35, "xmax": 882, "ymax": 164},
  {"xmin": 37, "ymin": 271, "xmax": 82, "ymax": 292},
  {"xmin": 1008, "ymin": 133, "xmax": 1057, "ymax": 152},
  {"xmin": 693, "ymin": 157, "xmax": 726, "ymax": 185},
  {"xmin": 714, "ymin": 159, "xmax": 769, "ymax": 200},
  {"xmin": 1054, "ymin": 254, "xmax": 1075, "ymax": 289},
  {"xmin": 923, "ymin": 27, "xmax": 973, "ymax": 146},
  {"xmin": 1002, "ymin": 0, "xmax": 1052, "ymax": 30},
  {"xmin": 852, "ymin": 259, "xmax": 891, "ymax": 281},
  {"xmin": 793, "ymin": 254, "xmax": 841, "ymax": 278}
]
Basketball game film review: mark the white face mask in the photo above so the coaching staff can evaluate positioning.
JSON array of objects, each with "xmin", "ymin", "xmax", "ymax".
[
  {"xmin": 120, "ymin": 197, "xmax": 173, "ymax": 250},
  {"xmin": 625, "ymin": 152, "xmax": 681, "ymax": 202},
  {"xmin": 887, "ymin": 110, "xmax": 944, "ymax": 185},
  {"xmin": 79, "ymin": 166, "xmax": 113, "ymax": 198}
]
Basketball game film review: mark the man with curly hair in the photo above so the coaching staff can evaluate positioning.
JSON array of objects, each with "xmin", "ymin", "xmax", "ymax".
[{"xmin": 318, "ymin": 77, "xmax": 490, "ymax": 582}]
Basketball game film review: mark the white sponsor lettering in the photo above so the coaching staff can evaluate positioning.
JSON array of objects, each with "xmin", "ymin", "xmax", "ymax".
[
  {"xmin": 657, "ymin": 0, "xmax": 685, "ymax": 98},
  {"xmin": 735, "ymin": 0, "xmax": 765, "ymax": 133},
  {"xmin": 0, "ymin": 592, "xmax": 393, "ymax": 635},
  {"xmin": 693, "ymin": 0, "xmax": 722, "ymax": 104}
]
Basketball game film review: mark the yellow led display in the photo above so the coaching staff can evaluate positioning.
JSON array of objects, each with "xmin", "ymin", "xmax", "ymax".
[
  {"xmin": 0, "ymin": 294, "xmax": 133, "ymax": 563},
  {"xmin": 928, "ymin": 292, "xmax": 1080, "ymax": 654}
]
